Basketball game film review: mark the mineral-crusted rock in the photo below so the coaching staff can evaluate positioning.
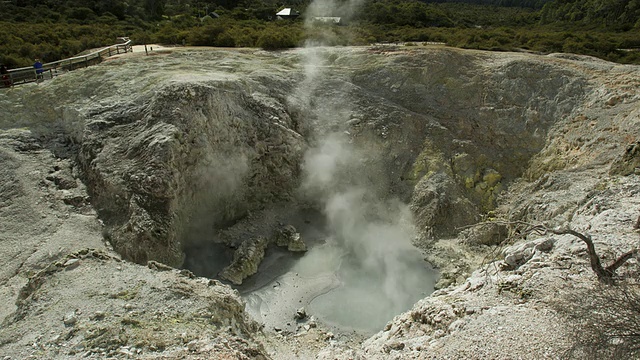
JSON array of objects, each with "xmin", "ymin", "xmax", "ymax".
[
  {"xmin": 75, "ymin": 79, "xmax": 306, "ymax": 268},
  {"xmin": 294, "ymin": 307, "xmax": 307, "ymax": 320},
  {"xmin": 534, "ymin": 238, "xmax": 555, "ymax": 253},
  {"xmin": 1, "ymin": 250, "xmax": 266, "ymax": 358},
  {"xmin": 273, "ymin": 224, "xmax": 307, "ymax": 252},
  {"xmin": 62, "ymin": 312, "xmax": 77, "ymax": 326},
  {"xmin": 503, "ymin": 237, "xmax": 557, "ymax": 269},
  {"xmin": 219, "ymin": 237, "xmax": 269, "ymax": 285},
  {"xmin": 411, "ymin": 172, "xmax": 479, "ymax": 238}
]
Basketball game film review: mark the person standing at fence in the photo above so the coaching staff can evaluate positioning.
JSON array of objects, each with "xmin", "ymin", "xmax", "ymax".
[
  {"xmin": 1, "ymin": 64, "xmax": 11, "ymax": 88},
  {"xmin": 34, "ymin": 58, "xmax": 44, "ymax": 81}
]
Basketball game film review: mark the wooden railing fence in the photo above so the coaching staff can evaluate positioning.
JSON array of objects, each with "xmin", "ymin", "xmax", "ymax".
[{"xmin": 2, "ymin": 38, "xmax": 132, "ymax": 87}]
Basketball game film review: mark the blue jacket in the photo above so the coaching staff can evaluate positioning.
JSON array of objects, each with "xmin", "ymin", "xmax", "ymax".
[{"xmin": 34, "ymin": 61, "xmax": 43, "ymax": 74}]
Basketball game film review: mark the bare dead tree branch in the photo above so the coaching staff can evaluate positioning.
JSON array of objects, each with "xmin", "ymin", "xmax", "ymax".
[
  {"xmin": 547, "ymin": 228, "xmax": 614, "ymax": 283},
  {"xmin": 463, "ymin": 219, "xmax": 639, "ymax": 284},
  {"xmin": 541, "ymin": 227, "xmax": 637, "ymax": 284},
  {"xmin": 607, "ymin": 249, "xmax": 640, "ymax": 274}
]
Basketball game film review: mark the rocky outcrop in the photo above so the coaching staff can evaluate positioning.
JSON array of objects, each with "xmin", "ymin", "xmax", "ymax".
[
  {"xmin": 77, "ymin": 80, "xmax": 306, "ymax": 267},
  {"xmin": 219, "ymin": 237, "xmax": 269, "ymax": 285},
  {"xmin": 2, "ymin": 249, "xmax": 267, "ymax": 359},
  {"xmin": 610, "ymin": 141, "xmax": 640, "ymax": 176},
  {"xmin": 272, "ymin": 224, "xmax": 307, "ymax": 252},
  {"xmin": 0, "ymin": 128, "xmax": 267, "ymax": 360},
  {"xmin": 219, "ymin": 224, "xmax": 307, "ymax": 285},
  {"xmin": 348, "ymin": 49, "xmax": 589, "ymax": 233}
]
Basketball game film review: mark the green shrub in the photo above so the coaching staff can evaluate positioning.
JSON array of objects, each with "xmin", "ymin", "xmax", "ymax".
[
  {"xmin": 257, "ymin": 30, "xmax": 296, "ymax": 50},
  {"xmin": 217, "ymin": 32, "xmax": 236, "ymax": 47},
  {"xmin": 66, "ymin": 7, "xmax": 97, "ymax": 22}
]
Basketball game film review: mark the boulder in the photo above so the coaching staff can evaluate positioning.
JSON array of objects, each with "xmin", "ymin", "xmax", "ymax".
[
  {"xmin": 503, "ymin": 238, "xmax": 556, "ymax": 269},
  {"xmin": 273, "ymin": 224, "xmax": 307, "ymax": 252},
  {"xmin": 294, "ymin": 307, "xmax": 307, "ymax": 320},
  {"xmin": 218, "ymin": 237, "xmax": 269, "ymax": 285}
]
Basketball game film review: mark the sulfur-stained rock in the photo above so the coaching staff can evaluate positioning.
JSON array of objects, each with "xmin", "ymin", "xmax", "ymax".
[
  {"xmin": 218, "ymin": 237, "xmax": 269, "ymax": 285},
  {"xmin": 461, "ymin": 222, "xmax": 509, "ymax": 247}
]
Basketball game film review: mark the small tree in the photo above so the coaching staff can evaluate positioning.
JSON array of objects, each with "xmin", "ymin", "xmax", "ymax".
[{"xmin": 475, "ymin": 218, "xmax": 640, "ymax": 358}]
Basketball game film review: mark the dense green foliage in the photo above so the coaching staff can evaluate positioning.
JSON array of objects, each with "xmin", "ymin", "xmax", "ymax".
[
  {"xmin": 429, "ymin": 0, "xmax": 552, "ymax": 9},
  {"xmin": 541, "ymin": 0, "xmax": 640, "ymax": 29},
  {"xmin": 1, "ymin": 0, "xmax": 639, "ymax": 68}
]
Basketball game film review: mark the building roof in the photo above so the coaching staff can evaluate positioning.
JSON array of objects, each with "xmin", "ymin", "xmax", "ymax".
[{"xmin": 276, "ymin": 8, "xmax": 299, "ymax": 16}]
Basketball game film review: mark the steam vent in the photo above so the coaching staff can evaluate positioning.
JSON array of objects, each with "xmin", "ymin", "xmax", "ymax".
[{"xmin": 1, "ymin": 46, "xmax": 639, "ymax": 359}]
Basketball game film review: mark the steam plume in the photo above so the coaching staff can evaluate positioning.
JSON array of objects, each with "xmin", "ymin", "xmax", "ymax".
[{"xmin": 293, "ymin": 0, "xmax": 434, "ymax": 331}]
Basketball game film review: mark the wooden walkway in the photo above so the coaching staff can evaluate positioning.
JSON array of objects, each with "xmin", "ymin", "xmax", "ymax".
[{"xmin": 3, "ymin": 38, "xmax": 132, "ymax": 87}]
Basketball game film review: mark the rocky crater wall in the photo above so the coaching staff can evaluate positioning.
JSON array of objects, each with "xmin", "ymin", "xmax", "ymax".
[
  {"xmin": 0, "ymin": 47, "xmax": 598, "ymax": 270},
  {"xmin": 77, "ymin": 79, "xmax": 306, "ymax": 266}
]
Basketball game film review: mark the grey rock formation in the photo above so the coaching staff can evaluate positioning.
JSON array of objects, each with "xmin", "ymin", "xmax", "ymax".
[
  {"xmin": 218, "ymin": 236, "xmax": 269, "ymax": 285},
  {"xmin": 294, "ymin": 307, "xmax": 307, "ymax": 320},
  {"xmin": 503, "ymin": 238, "xmax": 555, "ymax": 269},
  {"xmin": 77, "ymin": 79, "xmax": 306, "ymax": 268},
  {"xmin": 273, "ymin": 224, "xmax": 307, "ymax": 252},
  {"xmin": 460, "ymin": 222, "xmax": 509, "ymax": 247}
]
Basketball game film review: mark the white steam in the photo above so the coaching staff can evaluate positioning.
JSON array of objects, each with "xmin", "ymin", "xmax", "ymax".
[
  {"xmin": 302, "ymin": 134, "xmax": 429, "ymax": 327},
  {"xmin": 183, "ymin": 152, "xmax": 249, "ymax": 246},
  {"xmin": 304, "ymin": 0, "xmax": 365, "ymax": 26},
  {"xmin": 291, "ymin": 0, "xmax": 435, "ymax": 332}
]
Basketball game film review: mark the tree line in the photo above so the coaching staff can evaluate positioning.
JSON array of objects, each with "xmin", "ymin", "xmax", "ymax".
[{"xmin": 1, "ymin": 0, "xmax": 639, "ymax": 67}]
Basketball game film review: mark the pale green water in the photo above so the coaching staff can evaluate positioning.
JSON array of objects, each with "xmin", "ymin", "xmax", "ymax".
[{"xmin": 308, "ymin": 245, "xmax": 437, "ymax": 334}]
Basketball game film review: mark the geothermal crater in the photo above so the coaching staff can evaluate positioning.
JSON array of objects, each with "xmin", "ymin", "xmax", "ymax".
[
  {"xmin": 5, "ymin": 45, "xmax": 636, "ymax": 359},
  {"xmin": 76, "ymin": 47, "xmax": 586, "ymax": 333},
  {"xmin": 64, "ymin": 47, "xmax": 588, "ymax": 335}
]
